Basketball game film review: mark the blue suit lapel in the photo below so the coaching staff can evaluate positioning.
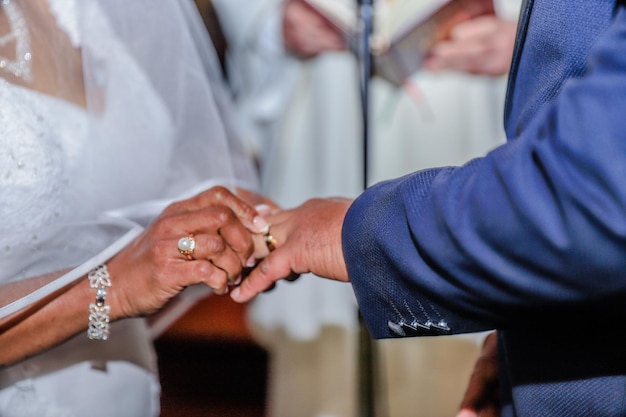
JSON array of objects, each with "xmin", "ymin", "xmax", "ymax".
[{"xmin": 504, "ymin": 0, "xmax": 534, "ymax": 131}]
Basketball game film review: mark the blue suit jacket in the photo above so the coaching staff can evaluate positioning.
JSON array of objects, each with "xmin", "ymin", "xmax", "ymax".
[{"xmin": 343, "ymin": 1, "xmax": 626, "ymax": 415}]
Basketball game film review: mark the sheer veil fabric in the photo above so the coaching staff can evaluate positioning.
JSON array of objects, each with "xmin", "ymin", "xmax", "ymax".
[{"xmin": 0, "ymin": 0, "xmax": 256, "ymax": 415}]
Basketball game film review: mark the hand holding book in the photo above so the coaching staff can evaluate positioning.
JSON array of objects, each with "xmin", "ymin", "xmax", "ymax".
[
  {"xmin": 301, "ymin": 0, "xmax": 497, "ymax": 85},
  {"xmin": 423, "ymin": 15, "xmax": 518, "ymax": 76},
  {"xmin": 282, "ymin": 0, "xmax": 347, "ymax": 58}
]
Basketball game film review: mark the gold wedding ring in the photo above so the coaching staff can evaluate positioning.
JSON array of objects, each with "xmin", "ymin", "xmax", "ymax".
[
  {"xmin": 178, "ymin": 235, "xmax": 196, "ymax": 260},
  {"xmin": 263, "ymin": 226, "xmax": 299, "ymax": 282},
  {"xmin": 264, "ymin": 227, "xmax": 277, "ymax": 252}
]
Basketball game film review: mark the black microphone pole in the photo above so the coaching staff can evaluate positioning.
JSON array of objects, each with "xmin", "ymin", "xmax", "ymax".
[
  {"xmin": 357, "ymin": 0, "xmax": 373, "ymax": 189},
  {"xmin": 355, "ymin": 1, "xmax": 378, "ymax": 416}
]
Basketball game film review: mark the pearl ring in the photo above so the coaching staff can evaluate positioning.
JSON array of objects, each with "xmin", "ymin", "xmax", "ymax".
[{"xmin": 178, "ymin": 235, "xmax": 196, "ymax": 260}]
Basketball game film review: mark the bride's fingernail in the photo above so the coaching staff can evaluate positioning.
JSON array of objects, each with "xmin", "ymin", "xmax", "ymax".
[
  {"xmin": 255, "ymin": 204, "xmax": 271, "ymax": 215},
  {"xmin": 246, "ymin": 256, "xmax": 256, "ymax": 268},
  {"xmin": 253, "ymin": 216, "xmax": 269, "ymax": 233}
]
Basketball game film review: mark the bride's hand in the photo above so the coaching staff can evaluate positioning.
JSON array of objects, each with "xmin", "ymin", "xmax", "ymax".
[
  {"xmin": 236, "ymin": 187, "xmax": 282, "ymax": 216},
  {"xmin": 106, "ymin": 186, "xmax": 269, "ymax": 320}
]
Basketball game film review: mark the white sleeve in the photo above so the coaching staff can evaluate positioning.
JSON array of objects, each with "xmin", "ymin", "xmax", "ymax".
[
  {"xmin": 494, "ymin": 0, "xmax": 523, "ymax": 20},
  {"xmin": 212, "ymin": 0, "xmax": 302, "ymax": 153}
]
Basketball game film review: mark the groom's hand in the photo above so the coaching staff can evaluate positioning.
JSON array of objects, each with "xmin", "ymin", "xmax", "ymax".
[
  {"xmin": 456, "ymin": 331, "xmax": 500, "ymax": 417},
  {"xmin": 230, "ymin": 197, "xmax": 353, "ymax": 303}
]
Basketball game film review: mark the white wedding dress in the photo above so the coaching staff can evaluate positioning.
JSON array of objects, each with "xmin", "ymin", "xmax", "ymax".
[{"xmin": 0, "ymin": 0, "xmax": 256, "ymax": 415}]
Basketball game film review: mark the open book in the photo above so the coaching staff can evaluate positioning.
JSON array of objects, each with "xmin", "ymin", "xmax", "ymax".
[{"xmin": 302, "ymin": 0, "xmax": 495, "ymax": 86}]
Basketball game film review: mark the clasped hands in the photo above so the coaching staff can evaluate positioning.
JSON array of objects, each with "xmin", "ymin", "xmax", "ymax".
[
  {"xmin": 232, "ymin": 195, "xmax": 353, "ymax": 302},
  {"xmin": 106, "ymin": 186, "xmax": 351, "ymax": 322}
]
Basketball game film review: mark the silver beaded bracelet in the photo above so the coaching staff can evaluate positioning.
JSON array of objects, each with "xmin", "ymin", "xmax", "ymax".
[{"xmin": 87, "ymin": 264, "xmax": 112, "ymax": 340}]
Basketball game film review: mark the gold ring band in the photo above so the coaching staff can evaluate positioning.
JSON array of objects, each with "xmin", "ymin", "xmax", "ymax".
[{"xmin": 264, "ymin": 228, "xmax": 277, "ymax": 252}]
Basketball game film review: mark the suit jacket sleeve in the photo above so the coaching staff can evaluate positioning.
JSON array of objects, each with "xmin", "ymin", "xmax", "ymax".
[{"xmin": 342, "ymin": 7, "xmax": 626, "ymax": 339}]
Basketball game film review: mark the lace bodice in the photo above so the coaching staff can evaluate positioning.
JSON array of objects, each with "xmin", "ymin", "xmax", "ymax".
[{"xmin": 0, "ymin": 0, "xmax": 172, "ymax": 283}]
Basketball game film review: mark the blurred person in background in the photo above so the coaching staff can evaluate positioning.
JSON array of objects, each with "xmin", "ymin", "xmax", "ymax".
[{"xmin": 212, "ymin": 0, "xmax": 519, "ymax": 415}]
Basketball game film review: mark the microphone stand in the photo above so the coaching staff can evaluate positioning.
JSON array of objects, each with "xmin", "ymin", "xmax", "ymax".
[
  {"xmin": 355, "ymin": 1, "xmax": 379, "ymax": 416},
  {"xmin": 357, "ymin": 0, "xmax": 373, "ymax": 187}
]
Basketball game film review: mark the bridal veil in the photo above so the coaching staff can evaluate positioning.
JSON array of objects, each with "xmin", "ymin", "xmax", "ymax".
[{"xmin": 0, "ymin": 0, "xmax": 257, "ymax": 321}]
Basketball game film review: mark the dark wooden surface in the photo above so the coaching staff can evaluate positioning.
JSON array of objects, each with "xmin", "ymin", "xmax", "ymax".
[
  {"xmin": 157, "ymin": 5, "xmax": 267, "ymax": 414},
  {"xmin": 155, "ymin": 296, "xmax": 268, "ymax": 417}
]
